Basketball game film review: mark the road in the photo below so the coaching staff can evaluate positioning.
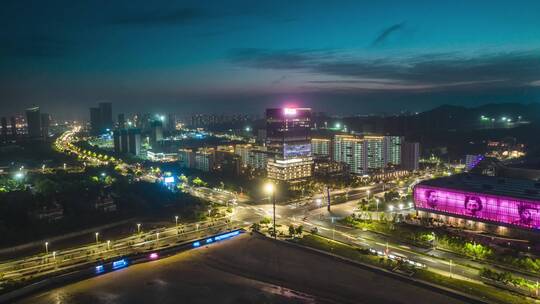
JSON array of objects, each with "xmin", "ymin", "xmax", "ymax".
[{"xmin": 2, "ymin": 128, "xmax": 535, "ymax": 298}]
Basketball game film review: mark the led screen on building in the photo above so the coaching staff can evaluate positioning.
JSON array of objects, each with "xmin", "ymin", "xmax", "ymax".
[
  {"xmin": 283, "ymin": 143, "xmax": 311, "ymax": 158},
  {"xmin": 414, "ymin": 185, "xmax": 540, "ymax": 230}
]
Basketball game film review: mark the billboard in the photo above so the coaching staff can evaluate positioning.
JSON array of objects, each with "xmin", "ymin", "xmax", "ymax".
[{"xmin": 414, "ymin": 185, "xmax": 540, "ymax": 230}]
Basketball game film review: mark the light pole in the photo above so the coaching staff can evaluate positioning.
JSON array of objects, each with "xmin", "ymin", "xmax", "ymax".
[
  {"xmin": 175, "ymin": 215, "xmax": 179, "ymax": 227},
  {"xmin": 52, "ymin": 251, "xmax": 56, "ymax": 262},
  {"xmin": 45, "ymin": 242, "xmax": 49, "ymax": 255},
  {"xmin": 95, "ymin": 232, "xmax": 99, "ymax": 245},
  {"xmin": 367, "ymin": 190, "xmax": 370, "ymax": 201},
  {"xmin": 156, "ymin": 232, "xmax": 159, "ymax": 242},
  {"xmin": 107, "ymin": 240, "xmax": 111, "ymax": 250},
  {"xmin": 376, "ymin": 198, "xmax": 379, "ymax": 212},
  {"xmin": 137, "ymin": 223, "xmax": 141, "ymax": 234},
  {"xmin": 264, "ymin": 182, "xmax": 276, "ymax": 239}
]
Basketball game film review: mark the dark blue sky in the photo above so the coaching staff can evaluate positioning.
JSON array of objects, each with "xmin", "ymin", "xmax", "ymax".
[{"xmin": 1, "ymin": 0, "xmax": 540, "ymax": 118}]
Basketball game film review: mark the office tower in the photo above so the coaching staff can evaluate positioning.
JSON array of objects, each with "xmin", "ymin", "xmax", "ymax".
[
  {"xmin": 1, "ymin": 117, "xmax": 7, "ymax": 142},
  {"xmin": 113, "ymin": 128, "xmax": 141, "ymax": 156},
  {"xmin": 127, "ymin": 129, "xmax": 141, "ymax": 156},
  {"xmin": 113, "ymin": 130, "xmax": 121, "ymax": 154},
  {"xmin": 383, "ymin": 136, "xmax": 402, "ymax": 167},
  {"xmin": 401, "ymin": 142, "xmax": 420, "ymax": 171},
  {"xmin": 10, "ymin": 116, "xmax": 17, "ymax": 139},
  {"xmin": 25, "ymin": 107, "xmax": 41, "ymax": 138},
  {"xmin": 117, "ymin": 113, "xmax": 125, "ymax": 129},
  {"xmin": 90, "ymin": 107, "xmax": 102, "ymax": 135},
  {"xmin": 167, "ymin": 113, "xmax": 176, "ymax": 131},
  {"xmin": 150, "ymin": 119, "xmax": 163, "ymax": 146},
  {"xmin": 99, "ymin": 102, "xmax": 113, "ymax": 131},
  {"xmin": 40, "ymin": 113, "xmax": 50, "ymax": 140},
  {"xmin": 266, "ymin": 107, "xmax": 313, "ymax": 181}
]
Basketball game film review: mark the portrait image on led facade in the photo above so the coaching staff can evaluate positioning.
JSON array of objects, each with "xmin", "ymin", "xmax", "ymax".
[{"xmin": 414, "ymin": 185, "xmax": 540, "ymax": 230}]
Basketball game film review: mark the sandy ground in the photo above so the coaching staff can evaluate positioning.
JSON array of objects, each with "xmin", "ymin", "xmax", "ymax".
[{"xmin": 16, "ymin": 233, "xmax": 468, "ymax": 304}]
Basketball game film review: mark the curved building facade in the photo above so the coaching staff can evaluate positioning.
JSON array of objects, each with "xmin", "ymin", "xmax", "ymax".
[{"xmin": 413, "ymin": 174, "xmax": 540, "ymax": 235}]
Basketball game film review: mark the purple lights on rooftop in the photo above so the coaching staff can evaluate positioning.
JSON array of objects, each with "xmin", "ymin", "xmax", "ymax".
[{"xmin": 414, "ymin": 185, "xmax": 540, "ymax": 230}]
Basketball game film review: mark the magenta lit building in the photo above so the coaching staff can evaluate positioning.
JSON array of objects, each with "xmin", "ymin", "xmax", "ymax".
[{"xmin": 413, "ymin": 174, "xmax": 540, "ymax": 236}]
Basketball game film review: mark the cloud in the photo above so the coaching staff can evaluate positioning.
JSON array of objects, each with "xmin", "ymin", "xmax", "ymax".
[
  {"xmin": 111, "ymin": 8, "xmax": 209, "ymax": 26},
  {"xmin": 371, "ymin": 22, "xmax": 406, "ymax": 46},
  {"xmin": 228, "ymin": 48, "xmax": 540, "ymax": 92}
]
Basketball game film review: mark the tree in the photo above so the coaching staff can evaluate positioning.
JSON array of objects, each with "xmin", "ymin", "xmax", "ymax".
[
  {"xmin": 260, "ymin": 217, "xmax": 271, "ymax": 225},
  {"xmin": 35, "ymin": 178, "xmax": 58, "ymax": 197},
  {"xmin": 295, "ymin": 225, "xmax": 303, "ymax": 236},
  {"xmin": 289, "ymin": 224, "xmax": 296, "ymax": 237}
]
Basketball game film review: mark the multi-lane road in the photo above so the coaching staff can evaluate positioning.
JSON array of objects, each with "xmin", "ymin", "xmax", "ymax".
[{"xmin": 3, "ymin": 128, "xmax": 535, "ymax": 297}]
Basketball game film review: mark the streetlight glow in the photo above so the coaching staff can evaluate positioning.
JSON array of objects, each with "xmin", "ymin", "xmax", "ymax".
[{"xmin": 264, "ymin": 182, "xmax": 274, "ymax": 195}]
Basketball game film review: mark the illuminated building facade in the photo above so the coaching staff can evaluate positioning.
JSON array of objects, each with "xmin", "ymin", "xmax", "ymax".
[
  {"xmin": 311, "ymin": 138, "xmax": 331, "ymax": 159},
  {"xmin": 414, "ymin": 174, "xmax": 540, "ymax": 235},
  {"xmin": 266, "ymin": 108, "xmax": 313, "ymax": 181}
]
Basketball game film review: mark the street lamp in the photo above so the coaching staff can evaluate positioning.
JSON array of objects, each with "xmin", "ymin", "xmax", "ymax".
[
  {"xmin": 366, "ymin": 190, "xmax": 370, "ymax": 200},
  {"xmin": 95, "ymin": 232, "xmax": 99, "ymax": 244},
  {"xmin": 156, "ymin": 232, "xmax": 159, "ymax": 242},
  {"xmin": 45, "ymin": 242, "xmax": 49, "ymax": 255},
  {"xmin": 376, "ymin": 198, "xmax": 379, "ymax": 212},
  {"xmin": 107, "ymin": 240, "xmax": 111, "ymax": 250},
  {"xmin": 175, "ymin": 215, "xmax": 179, "ymax": 227},
  {"xmin": 264, "ymin": 182, "xmax": 276, "ymax": 239},
  {"xmin": 52, "ymin": 251, "xmax": 56, "ymax": 261},
  {"xmin": 137, "ymin": 223, "xmax": 141, "ymax": 234}
]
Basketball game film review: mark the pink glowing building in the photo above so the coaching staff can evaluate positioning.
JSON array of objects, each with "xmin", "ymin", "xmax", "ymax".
[{"xmin": 413, "ymin": 174, "xmax": 540, "ymax": 234}]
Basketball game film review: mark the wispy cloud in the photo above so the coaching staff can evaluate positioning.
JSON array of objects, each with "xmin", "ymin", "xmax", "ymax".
[
  {"xmin": 228, "ymin": 48, "xmax": 540, "ymax": 92},
  {"xmin": 372, "ymin": 22, "xmax": 406, "ymax": 46}
]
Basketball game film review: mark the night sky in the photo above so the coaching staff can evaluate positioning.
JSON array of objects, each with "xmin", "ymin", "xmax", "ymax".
[{"xmin": 1, "ymin": 0, "xmax": 540, "ymax": 118}]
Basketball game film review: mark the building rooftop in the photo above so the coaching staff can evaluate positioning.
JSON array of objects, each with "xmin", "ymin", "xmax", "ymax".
[{"xmin": 418, "ymin": 173, "xmax": 540, "ymax": 201}]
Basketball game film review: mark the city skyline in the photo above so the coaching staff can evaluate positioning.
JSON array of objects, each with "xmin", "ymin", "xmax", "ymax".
[{"xmin": 2, "ymin": 1, "xmax": 540, "ymax": 118}]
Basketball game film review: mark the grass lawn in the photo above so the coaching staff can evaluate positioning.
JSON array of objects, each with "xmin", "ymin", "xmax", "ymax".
[{"xmin": 295, "ymin": 234, "xmax": 533, "ymax": 304}]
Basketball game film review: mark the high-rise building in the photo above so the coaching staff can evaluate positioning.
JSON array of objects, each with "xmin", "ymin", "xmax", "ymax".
[
  {"xmin": 383, "ymin": 136, "xmax": 402, "ymax": 167},
  {"xmin": 311, "ymin": 138, "xmax": 331, "ymax": 159},
  {"xmin": 178, "ymin": 149, "xmax": 195, "ymax": 168},
  {"xmin": 234, "ymin": 144, "xmax": 252, "ymax": 167},
  {"xmin": 113, "ymin": 128, "xmax": 141, "ymax": 156},
  {"xmin": 25, "ymin": 107, "xmax": 41, "ymax": 139},
  {"xmin": 10, "ymin": 116, "xmax": 17, "ymax": 139},
  {"xmin": 40, "ymin": 113, "xmax": 50, "ymax": 140},
  {"xmin": 99, "ymin": 102, "xmax": 113, "ymax": 131},
  {"xmin": 401, "ymin": 142, "xmax": 420, "ymax": 171},
  {"xmin": 127, "ymin": 129, "xmax": 141, "ymax": 156},
  {"xmin": 1, "ymin": 117, "xmax": 7, "ymax": 142},
  {"xmin": 364, "ymin": 136, "xmax": 384, "ymax": 170},
  {"xmin": 150, "ymin": 120, "xmax": 163, "ymax": 146},
  {"xmin": 167, "ymin": 113, "xmax": 176, "ymax": 132},
  {"xmin": 333, "ymin": 135, "xmax": 366, "ymax": 175},
  {"xmin": 117, "ymin": 113, "xmax": 125, "ymax": 129},
  {"xmin": 266, "ymin": 108, "xmax": 313, "ymax": 181},
  {"xmin": 90, "ymin": 107, "xmax": 102, "ymax": 135},
  {"xmin": 195, "ymin": 149, "xmax": 215, "ymax": 172}
]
